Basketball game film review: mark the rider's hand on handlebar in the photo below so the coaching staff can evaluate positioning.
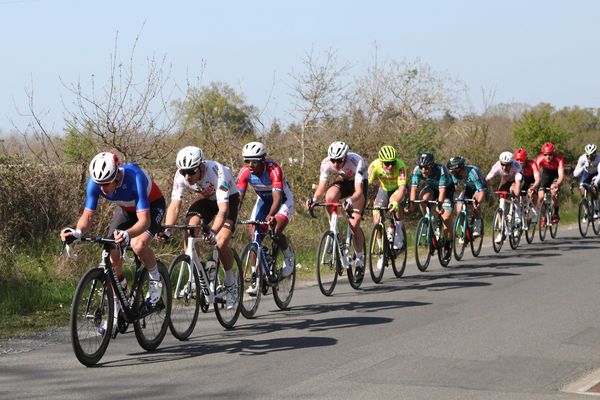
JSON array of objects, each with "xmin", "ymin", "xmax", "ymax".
[
  {"xmin": 205, "ymin": 229, "xmax": 217, "ymax": 246},
  {"xmin": 389, "ymin": 201, "xmax": 400, "ymax": 213},
  {"xmin": 114, "ymin": 229, "xmax": 130, "ymax": 246},
  {"xmin": 306, "ymin": 197, "xmax": 317, "ymax": 210},
  {"xmin": 156, "ymin": 228, "xmax": 172, "ymax": 243},
  {"xmin": 265, "ymin": 215, "xmax": 275, "ymax": 226},
  {"xmin": 436, "ymin": 203, "xmax": 444, "ymax": 215},
  {"xmin": 61, "ymin": 227, "xmax": 81, "ymax": 242},
  {"xmin": 404, "ymin": 201, "xmax": 413, "ymax": 213}
]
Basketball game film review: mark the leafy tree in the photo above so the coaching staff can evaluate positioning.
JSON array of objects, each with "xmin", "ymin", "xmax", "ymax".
[{"xmin": 512, "ymin": 103, "xmax": 568, "ymax": 156}]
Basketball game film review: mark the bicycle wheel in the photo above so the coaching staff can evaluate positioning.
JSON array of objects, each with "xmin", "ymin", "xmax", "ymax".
[
  {"xmin": 316, "ymin": 230, "xmax": 339, "ymax": 296},
  {"xmin": 437, "ymin": 226, "xmax": 452, "ymax": 268},
  {"xmin": 273, "ymin": 239, "xmax": 296, "ymax": 310},
  {"xmin": 415, "ymin": 217, "xmax": 432, "ymax": 272},
  {"xmin": 492, "ymin": 208, "xmax": 504, "ymax": 253},
  {"xmin": 508, "ymin": 211, "xmax": 522, "ymax": 250},
  {"xmin": 392, "ymin": 223, "xmax": 407, "ymax": 278},
  {"xmin": 524, "ymin": 206, "xmax": 536, "ymax": 244},
  {"xmin": 168, "ymin": 254, "xmax": 200, "ymax": 341},
  {"xmin": 240, "ymin": 243, "xmax": 262, "ymax": 318},
  {"xmin": 347, "ymin": 227, "xmax": 366, "ymax": 290},
  {"xmin": 453, "ymin": 212, "xmax": 467, "ymax": 261},
  {"xmin": 578, "ymin": 200, "xmax": 590, "ymax": 238},
  {"xmin": 538, "ymin": 203, "xmax": 549, "ymax": 242},
  {"xmin": 70, "ymin": 268, "xmax": 112, "ymax": 367},
  {"xmin": 592, "ymin": 200, "xmax": 600, "ymax": 235},
  {"xmin": 134, "ymin": 261, "xmax": 172, "ymax": 351},
  {"xmin": 213, "ymin": 250, "xmax": 242, "ymax": 329},
  {"xmin": 470, "ymin": 216, "xmax": 484, "ymax": 257},
  {"xmin": 550, "ymin": 205, "xmax": 559, "ymax": 239},
  {"xmin": 368, "ymin": 224, "xmax": 386, "ymax": 283}
]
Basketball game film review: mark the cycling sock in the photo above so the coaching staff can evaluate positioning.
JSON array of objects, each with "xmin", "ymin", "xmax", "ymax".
[
  {"xmin": 147, "ymin": 265, "xmax": 160, "ymax": 281},
  {"xmin": 225, "ymin": 269, "xmax": 235, "ymax": 286},
  {"xmin": 283, "ymin": 247, "xmax": 293, "ymax": 257}
]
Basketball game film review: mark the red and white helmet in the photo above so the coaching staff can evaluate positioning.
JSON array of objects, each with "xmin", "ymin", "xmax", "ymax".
[
  {"xmin": 541, "ymin": 142, "xmax": 555, "ymax": 154},
  {"xmin": 89, "ymin": 152, "xmax": 119, "ymax": 184},
  {"xmin": 514, "ymin": 148, "xmax": 528, "ymax": 162}
]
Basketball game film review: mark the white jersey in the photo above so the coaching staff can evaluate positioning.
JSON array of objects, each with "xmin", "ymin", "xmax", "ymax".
[
  {"xmin": 319, "ymin": 152, "xmax": 366, "ymax": 183},
  {"xmin": 573, "ymin": 154, "xmax": 600, "ymax": 177},
  {"xmin": 171, "ymin": 160, "xmax": 237, "ymax": 203},
  {"xmin": 486, "ymin": 160, "xmax": 523, "ymax": 182}
]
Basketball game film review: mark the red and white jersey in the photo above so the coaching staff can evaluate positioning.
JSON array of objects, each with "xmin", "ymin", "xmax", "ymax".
[
  {"xmin": 319, "ymin": 152, "xmax": 366, "ymax": 183},
  {"xmin": 534, "ymin": 153, "xmax": 565, "ymax": 173},
  {"xmin": 486, "ymin": 160, "xmax": 523, "ymax": 182},
  {"xmin": 171, "ymin": 160, "xmax": 237, "ymax": 203},
  {"xmin": 237, "ymin": 160, "xmax": 293, "ymax": 202}
]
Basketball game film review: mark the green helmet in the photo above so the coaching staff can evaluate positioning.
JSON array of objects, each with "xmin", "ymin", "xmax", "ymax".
[{"xmin": 378, "ymin": 145, "xmax": 398, "ymax": 162}]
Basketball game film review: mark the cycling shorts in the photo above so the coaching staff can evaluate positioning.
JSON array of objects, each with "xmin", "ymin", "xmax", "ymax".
[{"xmin": 108, "ymin": 197, "xmax": 166, "ymax": 239}]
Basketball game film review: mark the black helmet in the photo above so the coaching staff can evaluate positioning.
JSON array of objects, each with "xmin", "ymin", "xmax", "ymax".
[
  {"xmin": 447, "ymin": 156, "xmax": 466, "ymax": 171},
  {"xmin": 417, "ymin": 152, "xmax": 435, "ymax": 169}
]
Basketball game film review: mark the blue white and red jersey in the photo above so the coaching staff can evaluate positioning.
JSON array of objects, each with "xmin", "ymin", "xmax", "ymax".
[
  {"xmin": 236, "ymin": 160, "xmax": 292, "ymax": 203},
  {"xmin": 84, "ymin": 163, "xmax": 163, "ymax": 213}
]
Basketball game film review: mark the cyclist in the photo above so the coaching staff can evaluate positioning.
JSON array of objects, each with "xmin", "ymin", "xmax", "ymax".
[
  {"xmin": 514, "ymin": 148, "xmax": 540, "ymax": 221},
  {"xmin": 307, "ymin": 141, "xmax": 368, "ymax": 280},
  {"xmin": 405, "ymin": 152, "xmax": 454, "ymax": 260},
  {"xmin": 237, "ymin": 141, "xmax": 295, "ymax": 295},
  {"xmin": 161, "ymin": 146, "xmax": 240, "ymax": 309},
  {"xmin": 367, "ymin": 145, "xmax": 407, "ymax": 252},
  {"xmin": 60, "ymin": 152, "xmax": 166, "ymax": 335},
  {"xmin": 573, "ymin": 143, "xmax": 600, "ymax": 218},
  {"xmin": 533, "ymin": 142, "xmax": 565, "ymax": 226},
  {"xmin": 446, "ymin": 156, "xmax": 487, "ymax": 237}
]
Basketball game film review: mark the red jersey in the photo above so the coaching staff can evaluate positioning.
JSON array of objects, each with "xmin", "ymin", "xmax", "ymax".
[
  {"xmin": 520, "ymin": 159, "xmax": 539, "ymax": 179},
  {"xmin": 534, "ymin": 153, "xmax": 565, "ymax": 173}
]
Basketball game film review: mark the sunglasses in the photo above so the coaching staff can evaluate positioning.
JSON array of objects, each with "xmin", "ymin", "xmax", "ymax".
[
  {"xmin": 382, "ymin": 161, "xmax": 395, "ymax": 167},
  {"xmin": 180, "ymin": 167, "xmax": 198, "ymax": 176},
  {"xmin": 99, "ymin": 180, "xmax": 115, "ymax": 187},
  {"xmin": 544, "ymin": 153, "xmax": 554, "ymax": 157},
  {"xmin": 330, "ymin": 158, "xmax": 345, "ymax": 164},
  {"xmin": 244, "ymin": 159, "xmax": 260, "ymax": 164}
]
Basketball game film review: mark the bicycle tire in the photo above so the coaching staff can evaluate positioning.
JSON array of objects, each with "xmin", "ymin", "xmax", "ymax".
[
  {"xmin": 508, "ymin": 209, "xmax": 521, "ymax": 250},
  {"xmin": 437, "ymin": 223, "xmax": 452, "ymax": 268},
  {"xmin": 273, "ymin": 238, "xmax": 296, "ymax": 310},
  {"xmin": 539, "ymin": 202, "xmax": 549, "ymax": 242},
  {"xmin": 347, "ymin": 227, "xmax": 366, "ymax": 290},
  {"xmin": 316, "ymin": 230, "xmax": 338, "ymax": 296},
  {"xmin": 240, "ymin": 243, "xmax": 262, "ymax": 318},
  {"xmin": 524, "ymin": 206, "xmax": 536, "ymax": 244},
  {"xmin": 592, "ymin": 200, "xmax": 600, "ymax": 235},
  {"xmin": 368, "ymin": 224, "xmax": 386, "ymax": 283},
  {"xmin": 70, "ymin": 267, "xmax": 112, "ymax": 367},
  {"xmin": 415, "ymin": 217, "xmax": 432, "ymax": 272},
  {"xmin": 134, "ymin": 261, "xmax": 172, "ymax": 351},
  {"xmin": 213, "ymin": 250, "xmax": 242, "ymax": 329},
  {"xmin": 168, "ymin": 254, "xmax": 200, "ymax": 341},
  {"xmin": 470, "ymin": 216, "xmax": 484, "ymax": 257},
  {"xmin": 392, "ymin": 224, "xmax": 407, "ymax": 278},
  {"xmin": 492, "ymin": 207, "xmax": 504, "ymax": 253},
  {"xmin": 550, "ymin": 205, "xmax": 559, "ymax": 239},
  {"xmin": 578, "ymin": 200, "xmax": 590, "ymax": 238},
  {"xmin": 453, "ymin": 212, "xmax": 467, "ymax": 261}
]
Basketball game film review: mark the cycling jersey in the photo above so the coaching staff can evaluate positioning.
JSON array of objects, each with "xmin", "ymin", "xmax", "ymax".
[
  {"xmin": 486, "ymin": 160, "xmax": 523, "ymax": 182},
  {"xmin": 573, "ymin": 154, "xmax": 600, "ymax": 177},
  {"xmin": 368, "ymin": 158, "xmax": 407, "ymax": 192},
  {"xmin": 84, "ymin": 163, "xmax": 163, "ymax": 213},
  {"xmin": 534, "ymin": 153, "xmax": 565, "ymax": 173},
  {"xmin": 171, "ymin": 160, "xmax": 237, "ymax": 203},
  {"xmin": 319, "ymin": 152, "xmax": 366, "ymax": 183},
  {"xmin": 237, "ymin": 160, "xmax": 293, "ymax": 203},
  {"xmin": 451, "ymin": 165, "xmax": 487, "ymax": 192},
  {"xmin": 411, "ymin": 163, "xmax": 453, "ymax": 189},
  {"xmin": 520, "ymin": 159, "xmax": 539, "ymax": 180}
]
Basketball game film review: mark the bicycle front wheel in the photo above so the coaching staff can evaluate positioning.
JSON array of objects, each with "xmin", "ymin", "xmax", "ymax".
[
  {"xmin": 168, "ymin": 254, "xmax": 200, "ymax": 341},
  {"xmin": 578, "ymin": 200, "xmax": 590, "ymax": 237},
  {"xmin": 347, "ymin": 227, "xmax": 366, "ymax": 290},
  {"xmin": 492, "ymin": 208, "xmax": 504, "ymax": 253},
  {"xmin": 508, "ymin": 212, "xmax": 522, "ymax": 250},
  {"xmin": 539, "ymin": 203, "xmax": 549, "ymax": 242},
  {"xmin": 214, "ymin": 250, "xmax": 242, "ymax": 329},
  {"xmin": 415, "ymin": 218, "xmax": 432, "ymax": 272},
  {"xmin": 316, "ymin": 230, "xmax": 338, "ymax": 296},
  {"xmin": 550, "ymin": 207, "xmax": 559, "ymax": 239},
  {"xmin": 273, "ymin": 239, "xmax": 296, "ymax": 310},
  {"xmin": 392, "ymin": 223, "xmax": 407, "ymax": 278},
  {"xmin": 592, "ymin": 200, "xmax": 600, "ymax": 235},
  {"xmin": 524, "ymin": 206, "xmax": 536, "ymax": 244},
  {"xmin": 470, "ymin": 216, "xmax": 484, "ymax": 257},
  {"xmin": 368, "ymin": 224, "xmax": 386, "ymax": 283},
  {"xmin": 240, "ymin": 243, "xmax": 262, "ymax": 318},
  {"xmin": 70, "ymin": 268, "xmax": 112, "ymax": 367},
  {"xmin": 453, "ymin": 212, "xmax": 467, "ymax": 261},
  {"xmin": 134, "ymin": 261, "xmax": 172, "ymax": 351}
]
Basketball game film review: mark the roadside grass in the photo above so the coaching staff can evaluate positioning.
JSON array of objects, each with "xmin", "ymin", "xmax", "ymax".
[{"xmin": 0, "ymin": 196, "xmax": 587, "ymax": 342}]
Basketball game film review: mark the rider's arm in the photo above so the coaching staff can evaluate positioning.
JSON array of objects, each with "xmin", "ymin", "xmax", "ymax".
[
  {"xmin": 573, "ymin": 156, "xmax": 585, "ymax": 177},
  {"xmin": 211, "ymin": 201, "xmax": 228, "ymax": 233},
  {"xmin": 313, "ymin": 179, "xmax": 328, "ymax": 202},
  {"xmin": 128, "ymin": 210, "xmax": 151, "ymax": 238},
  {"xmin": 269, "ymin": 190, "xmax": 283, "ymax": 217},
  {"xmin": 74, "ymin": 209, "xmax": 95, "ymax": 234},
  {"xmin": 556, "ymin": 156, "xmax": 565, "ymax": 186},
  {"xmin": 164, "ymin": 198, "xmax": 182, "ymax": 226}
]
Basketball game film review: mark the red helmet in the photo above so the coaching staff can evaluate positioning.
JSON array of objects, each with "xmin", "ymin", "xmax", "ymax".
[
  {"xmin": 541, "ymin": 142, "xmax": 555, "ymax": 154},
  {"xmin": 514, "ymin": 148, "xmax": 528, "ymax": 161}
]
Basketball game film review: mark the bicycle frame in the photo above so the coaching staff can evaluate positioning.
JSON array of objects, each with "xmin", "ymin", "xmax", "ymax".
[
  {"xmin": 239, "ymin": 220, "xmax": 280, "ymax": 285},
  {"xmin": 321, "ymin": 203, "xmax": 354, "ymax": 269}
]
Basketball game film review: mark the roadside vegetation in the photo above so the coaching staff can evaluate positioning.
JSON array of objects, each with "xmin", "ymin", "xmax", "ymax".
[{"xmin": 1, "ymin": 43, "xmax": 599, "ymax": 341}]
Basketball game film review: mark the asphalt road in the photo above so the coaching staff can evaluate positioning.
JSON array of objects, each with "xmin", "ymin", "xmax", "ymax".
[{"xmin": 2, "ymin": 225, "xmax": 600, "ymax": 399}]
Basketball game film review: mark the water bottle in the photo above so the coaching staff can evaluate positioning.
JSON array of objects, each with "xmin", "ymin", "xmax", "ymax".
[{"xmin": 386, "ymin": 225, "xmax": 395, "ymax": 243}]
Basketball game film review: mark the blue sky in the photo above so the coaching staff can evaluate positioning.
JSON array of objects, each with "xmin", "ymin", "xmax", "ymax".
[{"xmin": 1, "ymin": 0, "xmax": 599, "ymax": 133}]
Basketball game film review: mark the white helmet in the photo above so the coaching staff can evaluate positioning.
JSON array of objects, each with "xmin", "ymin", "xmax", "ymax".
[
  {"xmin": 242, "ymin": 141, "xmax": 267, "ymax": 160},
  {"xmin": 585, "ymin": 143, "xmax": 597, "ymax": 155},
  {"xmin": 176, "ymin": 146, "xmax": 203, "ymax": 169},
  {"xmin": 499, "ymin": 151, "xmax": 514, "ymax": 164},
  {"xmin": 89, "ymin": 152, "xmax": 119, "ymax": 184},
  {"xmin": 328, "ymin": 141, "xmax": 349, "ymax": 159}
]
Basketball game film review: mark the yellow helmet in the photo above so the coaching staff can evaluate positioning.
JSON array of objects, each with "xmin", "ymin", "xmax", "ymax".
[{"xmin": 378, "ymin": 145, "xmax": 397, "ymax": 162}]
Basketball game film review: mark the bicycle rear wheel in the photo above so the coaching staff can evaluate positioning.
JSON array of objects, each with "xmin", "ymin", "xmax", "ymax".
[
  {"xmin": 347, "ymin": 227, "xmax": 366, "ymax": 290},
  {"xmin": 508, "ymin": 211, "xmax": 521, "ymax": 250},
  {"xmin": 578, "ymin": 200, "xmax": 590, "ymax": 238},
  {"xmin": 273, "ymin": 239, "xmax": 296, "ymax": 310},
  {"xmin": 134, "ymin": 261, "xmax": 172, "ymax": 351},
  {"xmin": 415, "ymin": 218, "xmax": 432, "ymax": 272},
  {"xmin": 550, "ymin": 206, "xmax": 559, "ymax": 239},
  {"xmin": 524, "ymin": 206, "xmax": 536, "ymax": 244},
  {"xmin": 492, "ymin": 208, "xmax": 504, "ymax": 253},
  {"xmin": 240, "ymin": 243, "xmax": 262, "ymax": 318},
  {"xmin": 168, "ymin": 254, "xmax": 200, "ymax": 341},
  {"xmin": 392, "ymin": 224, "xmax": 407, "ymax": 278},
  {"xmin": 368, "ymin": 224, "xmax": 386, "ymax": 283},
  {"xmin": 70, "ymin": 268, "xmax": 112, "ymax": 367},
  {"xmin": 316, "ymin": 230, "xmax": 338, "ymax": 296},
  {"xmin": 453, "ymin": 212, "xmax": 467, "ymax": 261},
  {"xmin": 539, "ymin": 203, "xmax": 549, "ymax": 242},
  {"xmin": 470, "ymin": 216, "xmax": 484, "ymax": 257},
  {"xmin": 213, "ymin": 250, "xmax": 242, "ymax": 329},
  {"xmin": 592, "ymin": 200, "xmax": 600, "ymax": 235}
]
